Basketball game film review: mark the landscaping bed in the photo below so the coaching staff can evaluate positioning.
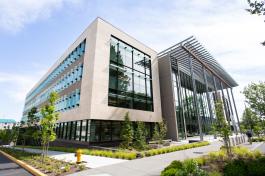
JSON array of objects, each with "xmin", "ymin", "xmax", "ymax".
[
  {"xmin": 161, "ymin": 146, "xmax": 264, "ymax": 176},
  {"xmin": 0, "ymin": 147, "xmax": 86, "ymax": 176},
  {"xmin": 17, "ymin": 141, "xmax": 210, "ymax": 160}
]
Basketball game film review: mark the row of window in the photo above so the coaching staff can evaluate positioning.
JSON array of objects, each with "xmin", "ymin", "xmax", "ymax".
[
  {"xmin": 55, "ymin": 89, "xmax": 81, "ymax": 112},
  {"xmin": 24, "ymin": 64, "xmax": 83, "ymax": 112},
  {"xmin": 108, "ymin": 36, "xmax": 154, "ymax": 112},
  {"xmin": 55, "ymin": 120, "xmax": 155, "ymax": 143},
  {"xmin": 110, "ymin": 37, "xmax": 151, "ymax": 75},
  {"xmin": 25, "ymin": 40, "xmax": 86, "ymax": 104}
]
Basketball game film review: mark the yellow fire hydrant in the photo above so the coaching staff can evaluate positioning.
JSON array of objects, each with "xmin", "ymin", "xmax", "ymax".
[{"xmin": 75, "ymin": 149, "xmax": 82, "ymax": 164}]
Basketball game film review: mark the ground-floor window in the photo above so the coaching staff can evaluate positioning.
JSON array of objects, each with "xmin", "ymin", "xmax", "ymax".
[{"xmin": 56, "ymin": 119, "xmax": 155, "ymax": 143}]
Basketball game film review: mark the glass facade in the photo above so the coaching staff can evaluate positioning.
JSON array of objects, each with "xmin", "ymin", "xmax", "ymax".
[
  {"xmin": 22, "ymin": 40, "xmax": 86, "ymax": 122},
  {"xmin": 171, "ymin": 57, "xmax": 238, "ymax": 140},
  {"xmin": 55, "ymin": 119, "xmax": 154, "ymax": 143},
  {"xmin": 108, "ymin": 36, "xmax": 153, "ymax": 111}
]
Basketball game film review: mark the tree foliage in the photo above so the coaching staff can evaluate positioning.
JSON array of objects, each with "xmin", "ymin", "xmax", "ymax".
[
  {"xmin": 246, "ymin": 0, "xmax": 265, "ymax": 45},
  {"xmin": 35, "ymin": 92, "xmax": 59, "ymax": 161},
  {"xmin": 27, "ymin": 107, "xmax": 39, "ymax": 127},
  {"xmin": 243, "ymin": 82, "xmax": 265, "ymax": 118},
  {"xmin": 240, "ymin": 108, "xmax": 263, "ymax": 135},
  {"xmin": 152, "ymin": 120, "xmax": 167, "ymax": 144},
  {"xmin": 246, "ymin": 0, "xmax": 265, "ymax": 15},
  {"xmin": 120, "ymin": 112, "xmax": 133, "ymax": 149},
  {"xmin": 133, "ymin": 121, "xmax": 146, "ymax": 150}
]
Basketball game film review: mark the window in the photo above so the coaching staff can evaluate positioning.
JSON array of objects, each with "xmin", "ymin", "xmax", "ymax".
[
  {"xmin": 111, "ymin": 121, "xmax": 121, "ymax": 141},
  {"xmin": 108, "ymin": 36, "xmax": 153, "ymax": 111},
  {"xmin": 75, "ymin": 121, "xmax": 81, "ymax": 141},
  {"xmin": 81, "ymin": 120, "xmax": 87, "ymax": 142},
  {"xmin": 101, "ymin": 121, "xmax": 111, "ymax": 142},
  {"xmin": 71, "ymin": 121, "xmax": 76, "ymax": 140},
  {"xmin": 90, "ymin": 121, "xmax": 101, "ymax": 142}
]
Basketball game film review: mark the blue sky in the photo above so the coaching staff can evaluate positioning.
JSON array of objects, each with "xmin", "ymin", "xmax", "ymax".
[{"xmin": 0, "ymin": 0, "xmax": 265, "ymax": 122}]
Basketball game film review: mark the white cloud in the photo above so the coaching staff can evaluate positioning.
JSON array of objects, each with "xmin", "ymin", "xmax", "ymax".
[
  {"xmin": 100, "ymin": 0, "xmax": 265, "ymax": 119},
  {"xmin": 0, "ymin": 0, "xmax": 83, "ymax": 32},
  {"xmin": 0, "ymin": 71, "xmax": 43, "ymax": 121}
]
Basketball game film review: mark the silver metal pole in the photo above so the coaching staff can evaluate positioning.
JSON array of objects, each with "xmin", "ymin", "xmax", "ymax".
[
  {"xmin": 230, "ymin": 88, "xmax": 241, "ymax": 133},
  {"xmin": 203, "ymin": 67, "xmax": 214, "ymax": 125}
]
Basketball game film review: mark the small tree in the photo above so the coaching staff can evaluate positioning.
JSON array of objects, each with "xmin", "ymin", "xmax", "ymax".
[
  {"xmin": 158, "ymin": 119, "xmax": 167, "ymax": 142},
  {"xmin": 23, "ymin": 107, "xmax": 40, "ymax": 146},
  {"xmin": 243, "ymin": 82, "xmax": 265, "ymax": 118},
  {"xmin": 152, "ymin": 123, "xmax": 160, "ymax": 141},
  {"xmin": 27, "ymin": 107, "xmax": 39, "ymax": 126},
  {"xmin": 120, "ymin": 112, "xmax": 133, "ymax": 149},
  {"xmin": 36, "ymin": 92, "xmax": 59, "ymax": 161},
  {"xmin": 133, "ymin": 121, "xmax": 146, "ymax": 150},
  {"xmin": 241, "ymin": 108, "xmax": 260, "ymax": 133},
  {"xmin": 10, "ymin": 126, "xmax": 19, "ymax": 147},
  {"xmin": 152, "ymin": 120, "xmax": 167, "ymax": 144},
  {"xmin": 213, "ymin": 99, "xmax": 232, "ymax": 156}
]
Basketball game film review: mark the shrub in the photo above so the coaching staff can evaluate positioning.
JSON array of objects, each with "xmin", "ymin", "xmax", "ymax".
[
  {"xmin": 247, "ymin": 157, "xmax": 265, "ymax": 176},
  {"xmin": 161, "ymin": 168, "xmax": 177, "ymax": 176},
  {"xmin": 144, "ymin": 141, "xmax": 209, "ymax": 158},
  {"xmin": 78, "ymin": 164, "xmax": 86, "ymax": 171},
  {"xmin": 64, "ymin": 164, "xmax": 71, "ymax": 172},
  {"xmin": 161, "ymin": 159, "xmax": 207, "ymax": 176},
  {"xmin": 161, "ymin": 161, "xmax": 183, "ymax": 176},
  {"xmin": 224, "ymin": 160, "xmax": 247, "ymax": 176}
]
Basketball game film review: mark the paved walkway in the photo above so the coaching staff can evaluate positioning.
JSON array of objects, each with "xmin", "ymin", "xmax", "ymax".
[
  {"xmin": 69, "ymin": 141, "xmax": 223, "ymax": 176},
  {"xmin": 13, "ymin": 147, "xmax": 127, "ymax": 168},
  {"xmin": 0, "ymin": 152, "xmax": 32, "ymax": 176}
]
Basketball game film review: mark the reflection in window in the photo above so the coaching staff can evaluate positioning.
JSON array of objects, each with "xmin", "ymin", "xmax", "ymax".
[
  {"xmin": 108, "ymin": 36, "xmax": 153, "ymax": 111},
  {"xmin": 75, "ymin": 121, "xmax": 81, "ymax": 141}
]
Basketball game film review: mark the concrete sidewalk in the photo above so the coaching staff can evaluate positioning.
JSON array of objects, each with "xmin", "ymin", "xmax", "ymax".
[
  {"xmin": 12, "ymin": 147, "xmax": 127, "ymax": 168},
  {"xmin": 69, "ymin": 141, "xmax": 223, "ymax": 176}
]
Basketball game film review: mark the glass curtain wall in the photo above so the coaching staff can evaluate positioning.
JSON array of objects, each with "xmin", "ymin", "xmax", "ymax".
[
  {"xmin": 108, "ymin": 36, "xmax": 153, "ymax": 111},
  {"xmin": 172, "ymin": 57, "xmax": 227, "ymax": 139}
]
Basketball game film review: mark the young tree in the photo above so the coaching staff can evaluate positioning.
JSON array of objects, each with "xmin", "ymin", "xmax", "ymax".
[
  {"xmin": 27, "ymin": 107, "xmax": 39, "ymax": 126},
  {"xmin": 158, "ymin": 120, "xmax": 167, "ymax": 142},
  {"xmin": 152, "ymin": 120, "xmax": 167, "ymax": 144},
  {"xmin": 22, "ymin": 107, "xmax": 40, "ymax": 146},
  {"xmin": 120, "ymin": 112, "xmax": 133, "ymax": 149},
  {"xmin": 241, "ymin": 108, "xmax": 260, "ymax": 132},
  {"xmin": 152, "ymin": 123, "xmax": 160, "ymax": 141},
  {"xmin": 37, "ymin": 92, "xmax": 59, "ymax": 161},
  {"xmin": 10, "ymin": 126, "xmax": 19, "ymax": 147},
  {"xmin": 133, "ymin": 121, "xmax": 146, "ymax": 150},
  {"xmin": 213, "ymin": 99, "xmax": 232, "ymax": 156},
  {"xmin": 243, "ymin": 82, "xmax": 265, "ymax": 118}
]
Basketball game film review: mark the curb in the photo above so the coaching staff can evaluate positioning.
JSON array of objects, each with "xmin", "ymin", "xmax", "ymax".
[{"xmin": 0, "ymin": 150, "xmax": 47, "ymax": 176}]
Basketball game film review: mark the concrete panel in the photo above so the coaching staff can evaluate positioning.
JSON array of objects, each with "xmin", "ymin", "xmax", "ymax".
[
  {"xmin": 89, "ymin": 18, "xmax": 162, "ymax": 123},
  {"xmin": 158, "ymin": 55, "xmax": 178, "ymax": 141}
]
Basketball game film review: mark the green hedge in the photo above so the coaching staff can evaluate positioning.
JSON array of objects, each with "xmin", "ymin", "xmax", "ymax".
[
  {"xmin": 144, "ymin": 141, "xmax": 210, "ymax": 157},
  {"xmin": 17, "ymin": 141, "xmax": 209, "ymax": 160}
]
